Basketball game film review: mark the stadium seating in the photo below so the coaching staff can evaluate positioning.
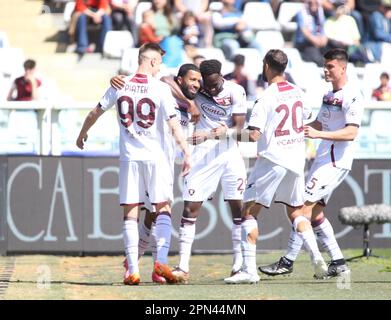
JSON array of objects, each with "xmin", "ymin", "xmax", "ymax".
[
  {"xmin": 232, "ymin": 48, "xmax": 263, "ymax": 80},
  {"xmin": 0, "ymin": 47, "xmax": 25, "ymax": 78},
  {"xmin": 134, "ymin": 1, "xmax": 152, "ymax": 27},
  {"xmin": 242, "ymin": 2, "xmax": 280, "ymax": 31},
  {"xmin": 0, "ymin": 30, "xmax": 10, "ymax": 48},
  {"xmin": 209, "ymin": 1, "xmax": 223, "ymax": 12},
  {"xmin": 63, "ymin": 1, "xmax": 75, "ymax": 27},
  {"xmin": 361, "ymin": 63, "xmax": 384, "ymax": 101},
  {"xmin": 277, "ymin": 1, "xmax": 304, "ymax": 33},
  {"xmin": 194, "ymin": 47, "xmax": 234, "ymax": 74},
  {"xmin": 120, "ymin": 47, "xmax": 140, "ymax": 74},
  {"xmin": 103, "ymin": 30, "xmax": 134, "ymax": 59},
  {"xmin": 6, "ymin": 110, "xmax": 39, "ymax": 154},
  {"xmin": 255, "ymin": 30, "xmax": 285, "ymax": 53}
]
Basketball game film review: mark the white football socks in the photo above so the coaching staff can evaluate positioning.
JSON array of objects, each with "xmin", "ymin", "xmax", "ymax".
[
  {"xmin": 232, "ymin": 218, "xmax": 243, "ymax": 272},
  {"xmin": 178, "ymin": 217, "xmax": 196, "ymax": 273},
  {"xmin": 123, "ymin": 219, "xmax": 139, "ymax": 274},
  {"xmin": 138, "ymin": 222, "xmax": 151, "ymax": 259},
  {"xmin": 241, "ymin": 217, "xmax": 258, "ymax": 275},
  {"xmin": 154, "ymin": 213, "xmax": 172, "ymax": 265},
  {"xmin": 285, "ymin": 227, "xmax": 303, "ymax": 261},
  {"xmin": 313, "ymin": 218, "xmax": 344, "ymax": 261}
]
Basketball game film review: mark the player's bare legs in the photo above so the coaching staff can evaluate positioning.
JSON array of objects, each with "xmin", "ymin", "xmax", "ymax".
[
  {"xmin": 123, "ymin": 204, "xmax": 141, "ymax": 285},
  {"xmin": 228, "ymin": 199, "xmax": 244, "ymax": 275},
  {"xmin": 224, "ymin": 201, "xmax": 260, "ymax": 284}
]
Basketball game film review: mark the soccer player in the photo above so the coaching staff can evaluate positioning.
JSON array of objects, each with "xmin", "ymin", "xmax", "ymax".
[
  {"xmin": 172, "ymin": 59, "xmax": 248, "ymax": 283},
  {"xmin": 76, "ymin": 43, "xmax": 191, "ymax": 285},
  {"xmin": 259, "ymin": 48, "xmax": 364, "ymax": 279},
  {"xmin": 223, "ymin": 49, "xmax": 328, "ymax": 284},
  {"xmin": 111, "ymin": 63, "xmax": 202, "ymax": 284}
]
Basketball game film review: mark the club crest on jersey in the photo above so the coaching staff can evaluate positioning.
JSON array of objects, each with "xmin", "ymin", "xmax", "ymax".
[
  {"xmin": 214, "ymin": 97, "xmax": 232, "ymax": 106},
  {"xmin": 188, "ymin": 189, "xmax": 195, "ymax": 196},
  {"xmin": 200, "ymin": 103, "xmax": 226, "ymax": 117}
]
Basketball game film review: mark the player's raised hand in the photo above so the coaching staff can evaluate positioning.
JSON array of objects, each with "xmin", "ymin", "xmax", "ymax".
[
  {"xmin": 110, "ymin": 75, "xmax": 126, "ymax": 90},
  {"xmin": 76, "ymin": 134, "xmax": 88, "ymax": 149}
]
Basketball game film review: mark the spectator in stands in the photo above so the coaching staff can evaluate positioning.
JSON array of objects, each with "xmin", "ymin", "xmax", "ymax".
[
  {"xmin": 192, "ymin": 54, "xmax": 205, "ymax": 68},
  {"xmin": 151, "ymin": 0, "xmax": 179, "ymax": 39},
  {"xmin": 7, "ymin": 59, "xmax": 41, "ymax": 101},
  {"xmin": 324, "ymin": 4, "xmax": 370, "ymax": 64},
  {"xmin": 224, "ymin": 54, "xmax": 257, "ymax": 100},
  {"xmin": 138, "ymin": 10, "xmax": 163, "ymax": 45},
  {"xmin": 322, "ymin": 0, "xmax": 365, "ymax": 37},
  {"xmin": 73, "ymin": 0, "xmax": 112, "ymax": 55},
  {"xmin": 180, "ymin": 11, "xmax": 203, "ymax": 48},
  {"xmin": 173, "ymin": 0, "xmax": 213, "ymax": 47},
  {"xmin": 212, "ymin": 0, "xmax": 263, "ymax": 61},
  {"xmin": 149, "ymin": 0, "xmax": 184, "ymax": 67},
  {"xmin": 294, "ymin": 0, "xmax": 328, "ymax": 67},
  {"xmin": 365, "ymin": 0, "xmax": 391, "ymax": 62},
  {"xmin": 372, "ymin": 72, "xmax": 391, "ymax": 101},
  {"xmin": 110, "ymin": 0, "xmax": 138, "ymax": 38},
  {"xmin": 356, "ymin": 0, "xmax": 380, "ymax": 42}
]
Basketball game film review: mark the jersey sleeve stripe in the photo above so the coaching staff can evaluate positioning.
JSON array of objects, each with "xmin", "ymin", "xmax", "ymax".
[
  {"xmin": 345, "ymin": 123, "xmax": 360, "ymax": 128},
  {"xmin": 247, "ymin": 125, "xmax": 260, "ymax": 131}
]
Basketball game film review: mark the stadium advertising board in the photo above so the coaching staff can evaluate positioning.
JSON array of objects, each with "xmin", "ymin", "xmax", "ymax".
[{"xmin": 2, "ymin": 156, "xmax": 390, "ymax": 254}]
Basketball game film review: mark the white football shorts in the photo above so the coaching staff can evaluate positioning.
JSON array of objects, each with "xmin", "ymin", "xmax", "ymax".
[
  {"xmin": 183, "ymin": 144, "xmax": 246, "ymax": 202},
  {"xmin": 243, "ymin": 157, "xmax": 305, "ymax": 208},
  {"xmin": 119, "ymin": 160, "xmax": 173, "ymax": 207}
]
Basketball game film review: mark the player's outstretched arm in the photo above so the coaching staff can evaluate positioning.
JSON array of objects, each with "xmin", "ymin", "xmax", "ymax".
[
  {"xmin": 76, "ymin": 105, "xmax": 105, "ymax": 149},
  {"xmin": 167, "ymin": 117, "xmax": 191, "ymax": 176}
]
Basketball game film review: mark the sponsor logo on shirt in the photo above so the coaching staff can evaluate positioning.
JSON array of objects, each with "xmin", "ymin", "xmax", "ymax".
[{"xmin": 200, "ymin": 103, "xmax": 227, "ymax": 117}]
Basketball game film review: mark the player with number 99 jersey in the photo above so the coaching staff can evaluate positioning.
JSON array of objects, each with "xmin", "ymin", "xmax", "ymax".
[{"xmin": 99, "ymin": 73, "xmax": 178, "ymax": 206}]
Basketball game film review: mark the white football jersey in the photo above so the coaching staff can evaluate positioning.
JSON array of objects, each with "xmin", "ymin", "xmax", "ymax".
[
  {"xmin": 99, "ymin": 73, "xmax": 177, "ymax": 161},
  {"xmin": 248, "ymin": 81, "xmax": 310, "ymax": 175},
  {"xmin": 314, "ymin": 81, "xmax": 364, "ymax": 170},
  {"xmin": 194, "ymin": 80, "xmax": 247, "ymax": 148}
]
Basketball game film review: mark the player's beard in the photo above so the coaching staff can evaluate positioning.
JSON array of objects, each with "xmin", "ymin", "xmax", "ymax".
[{"xmin": 181, "ymin": 84, "xmax": 196, "ymax": 100}]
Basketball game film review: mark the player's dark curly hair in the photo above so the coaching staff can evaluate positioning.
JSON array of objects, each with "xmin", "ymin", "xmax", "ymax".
[
  {"xmin": 199, "ymin": 59, "xmax": 222, "ymax": 77},
  {"xmin": 324, "ymin": 48, "xmax": 348, "ymax": 63},
  {"xmin": 263, "ymin": 49, "xmax": 288, "ymax": 74},
  {"xmin": 177, "ymin": 63, "xmax": 200, "ymax": 78}
]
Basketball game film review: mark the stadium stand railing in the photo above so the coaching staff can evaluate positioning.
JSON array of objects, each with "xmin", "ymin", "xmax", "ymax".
[{"xmin": 1, "ymin": 101, "xmax": 391, "ymax": 159}]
